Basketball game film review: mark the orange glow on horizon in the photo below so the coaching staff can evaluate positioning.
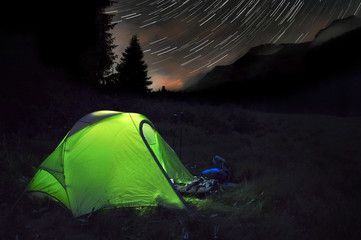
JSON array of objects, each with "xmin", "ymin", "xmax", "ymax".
[
  {"xmin": 151, "ymin": 74, "xmax": 185, "ymax": 91},
  {"xmin": 163, "ymin": 79, "xmax": 183, "ymax": 91}
]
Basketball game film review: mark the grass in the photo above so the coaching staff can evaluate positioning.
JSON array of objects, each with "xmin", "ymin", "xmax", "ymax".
[{"xmin": 1, "ymin": 84, "xmax": 361, "ymax": 239}]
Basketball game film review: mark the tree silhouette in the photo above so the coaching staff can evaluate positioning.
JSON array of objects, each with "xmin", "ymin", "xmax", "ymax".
[
  {"xmin": 95, "ymin": 6, "xmax": 117, "ymax": 82},
  {"xmin": 25, "ymin": 0, "xmax": 117, "ymax": 86},
  {"xmin": 115, "ymin": 35, "xmax": 152, "ymax": 93},
  {"xmin": 82, "ymin": 1, "xmax": 117, "ymax": 85}
]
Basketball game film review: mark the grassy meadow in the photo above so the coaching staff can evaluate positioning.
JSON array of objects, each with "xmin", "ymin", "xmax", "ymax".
[{"xmin": 1, "ymin": 82, "xmax": 361, "ymax": 239}]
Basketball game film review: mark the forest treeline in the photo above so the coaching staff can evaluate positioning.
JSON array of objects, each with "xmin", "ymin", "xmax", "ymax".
[{"xmin": 2, "ymin": 0, "xmax": 153, "ymax": 94}]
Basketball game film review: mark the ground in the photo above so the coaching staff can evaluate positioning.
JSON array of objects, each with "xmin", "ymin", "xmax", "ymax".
[{"xmin": 1, "ymin": 84, "xmax": 361, "ymax": 239}]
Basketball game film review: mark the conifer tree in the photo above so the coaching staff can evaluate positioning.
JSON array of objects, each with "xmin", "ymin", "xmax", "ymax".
[
  {"xmin": 82, "ymin": 1, "xmax": 117, "ymax": 85},
  {"xmin": 115, "ymin": 35, "xmax": 152, "ymax": 93},
  {"xmin": 95, "ymin": 7, "xmax": 117, "ymax": 81}
]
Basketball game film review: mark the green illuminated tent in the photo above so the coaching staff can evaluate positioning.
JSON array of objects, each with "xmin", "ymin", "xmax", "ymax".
[{"xmin": 27, "ymin": 111, "xmax": 193, "ymax": 217}]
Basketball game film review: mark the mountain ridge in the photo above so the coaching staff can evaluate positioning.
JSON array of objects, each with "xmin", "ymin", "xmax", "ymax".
[
  {"xmin": 184, "ymin": 16, "xmax": 361, "ymax": 115},
  {"xmin": 186, "ymin": 16, "xmax": 361, "ymax": 95}
]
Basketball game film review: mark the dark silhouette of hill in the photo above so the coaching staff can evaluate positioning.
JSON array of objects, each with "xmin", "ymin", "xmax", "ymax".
[
  {"xmin": 313, "ymin": 16, "xmax": 361, "ymax": 45},
  {"xmin": 186, "ymin": 16, "xmax": 361, "ymax": 115}
]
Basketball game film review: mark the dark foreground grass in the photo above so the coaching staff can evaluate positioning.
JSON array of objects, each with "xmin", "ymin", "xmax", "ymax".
[{"xmin": 1, "ymin": 90, "xmax": 361, "ymax": 239}]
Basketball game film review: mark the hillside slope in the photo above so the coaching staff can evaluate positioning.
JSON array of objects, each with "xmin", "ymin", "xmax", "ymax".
[{"xmin": 186, "ymin": 17, "xmax": 361, "ymax": 115}]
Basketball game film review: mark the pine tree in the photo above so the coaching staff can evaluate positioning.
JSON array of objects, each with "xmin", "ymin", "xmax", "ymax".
[
  {"xmin": 80, "ymin": 0, "xmax": 117, "ymax": 86},
  {"xmin": 95, "ymin": 7, "xmax": 117, "ymax": 81},
  {"xmin": 115, "ymin": 35, "xmax": 152, "ymax": 93}
]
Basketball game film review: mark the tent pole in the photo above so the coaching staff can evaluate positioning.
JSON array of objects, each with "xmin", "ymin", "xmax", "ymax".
[
  {"xmin": 11, "ymin": 188, "xmax": 27, "ymax": 211},
  {"xmin": 178, "ymin": 112, "xmax": 184, "ymax": 160},
  {"xmin": 179, "ymin": 127, "xmax": 182, "ymax": 160}
]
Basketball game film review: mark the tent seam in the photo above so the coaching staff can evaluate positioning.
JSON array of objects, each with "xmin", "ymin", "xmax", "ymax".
[
  {"xmin": 37, "ymin": 168, "xmax": 67, "ymax": 190},
  {"xmin": 129, "ymin": 113, "xmax": 140, "ymax": 135},
  {"xmin": 62, "ymin": 136, "xmax": 73, "ymax": 215}
]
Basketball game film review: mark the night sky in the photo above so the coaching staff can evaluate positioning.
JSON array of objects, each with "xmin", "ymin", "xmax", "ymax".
[{"xmin": 105, "ymin": 0, "xmax": 361, "ymax": 90}]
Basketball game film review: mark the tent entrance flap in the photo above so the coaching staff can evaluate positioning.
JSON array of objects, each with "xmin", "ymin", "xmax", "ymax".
[{"xmin": 140, "ymin": 120, "xmax": 191, "ymax": 210}]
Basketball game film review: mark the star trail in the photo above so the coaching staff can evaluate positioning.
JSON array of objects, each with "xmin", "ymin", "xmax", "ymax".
[{"xmin": 105, "ymin": 0, "xmax": 361, "ymax": 90}]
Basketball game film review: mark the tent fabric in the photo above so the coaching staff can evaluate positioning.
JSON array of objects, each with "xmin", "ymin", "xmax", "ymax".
[{"xmin": 27, "ymin": 111, "xmax": 193, "ymax": 217}]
